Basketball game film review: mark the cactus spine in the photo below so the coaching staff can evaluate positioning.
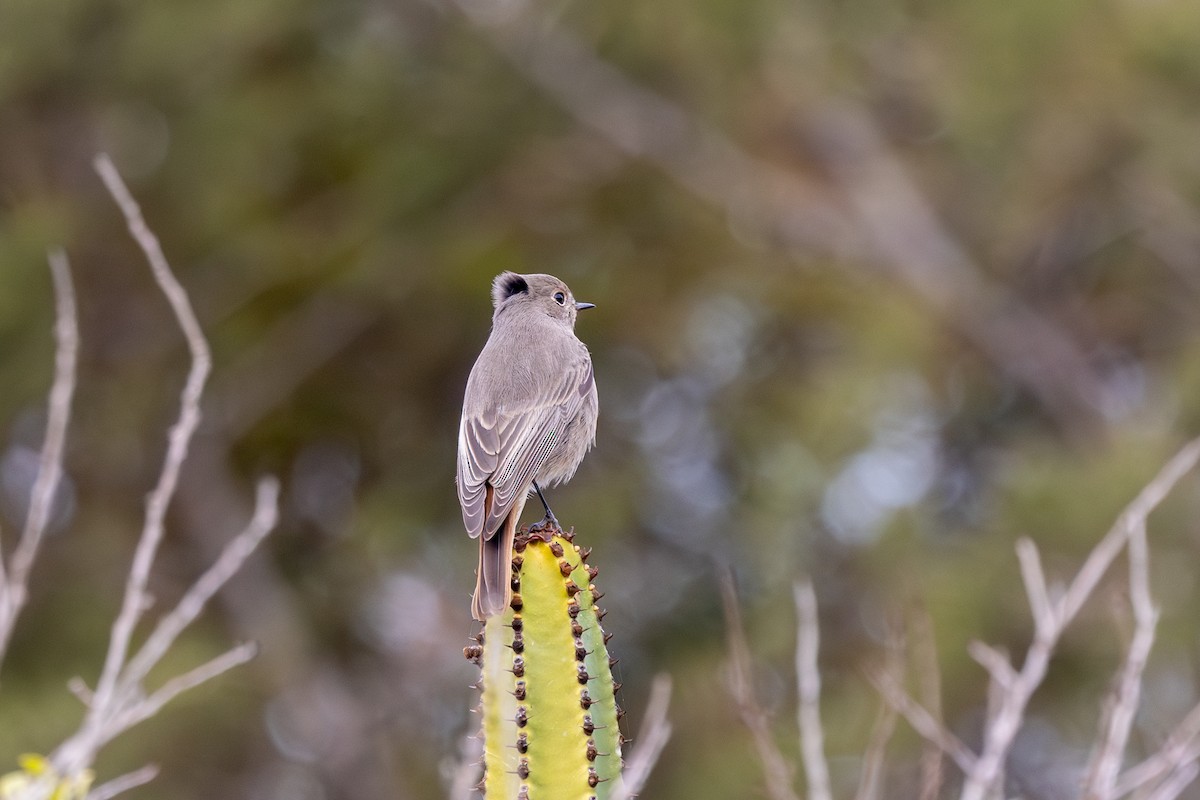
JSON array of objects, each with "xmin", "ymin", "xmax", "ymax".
[{"xmin": 468, "ymin": 531, "xmax": 622, "ymax": 799}]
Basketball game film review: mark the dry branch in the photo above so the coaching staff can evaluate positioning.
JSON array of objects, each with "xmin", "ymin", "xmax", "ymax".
[
  {"xmin": 720, "ymin": 574, "xmax": 802, "ymax": 800},
  {"xmin": 611, "ymin": 673, "xmax": 674, "ymax": 800},
  {"xmin": 0, "ymin": 250, "xmax": 79, "ymax": 668},
  {"xmin": 795, "ymin": 581, "xmax": 833, "ymax": 800},
  {"xmin": 855, "ymin": 629, "xmax": 903, "ymax": 800},
  {"xmin": 86, "ymin": 764, "xmax": 160, "ymax": 800},
  {"xmin": 445, "ymin": 0, "xmax": 1110, "ymax": 435},
  {"xmin": 869, "ymin": 665, "xmax": 978, "ymax": 776},
  {"xmin": 1114, "ymin": 698, "xmax": 1200, "ymax": 796},
  {"xmin": 960, "ymin": 438, "xmax": 1200, "ymax": 800},
  {"xmin": 910, "ymin": 605, "xmax": 945, "ymax": 800},
  {"xmin": 1143, "ymin": 761, "xmax": 1200, "ymax": 800},
  {"xmin": 0, "ymin": 156, "xmax": 282, "ymax": 800},
  {"xmin": 1083, "ymin": 520, "xmax": 1158, "ymax": 799},
  {"xmin": 91, "ymin": 153, "xmax": 214, "ymax": 717}
]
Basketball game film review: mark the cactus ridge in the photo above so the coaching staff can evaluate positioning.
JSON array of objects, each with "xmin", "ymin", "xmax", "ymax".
[{"xmin": 471, "ymin": 530, "xmax": 623, "ymax": 799}]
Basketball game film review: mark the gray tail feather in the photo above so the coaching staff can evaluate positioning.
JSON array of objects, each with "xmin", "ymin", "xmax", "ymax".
[{"xmin": 472, "ymin": 513, "xmax": 516, "ymax": 621}]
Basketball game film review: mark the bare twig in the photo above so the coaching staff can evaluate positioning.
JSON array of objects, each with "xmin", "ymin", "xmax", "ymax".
[
  {"xmin": 1084, "ymin": 521, "xmax": 1159, "ymax": 799},
  {"xmin": 86, "ymin": 764, "xmax": 160, "ymax": 800},
  {"xmin": 855, "ymin": 699, "xmax": 897, "ymax": 800},
  {"xmin": 51, "ymin": 479, "xmax": 278, "ymax": 772},
  {"xmin": 795, "ymin": 581, "xmax": 832, "ymax": 800},
  {"xmin": 0, "ymin": 250, "xmax": 78, "ymax": 667},
  {"xmin": 719, "ymin": 574, "xmax": 802, "ymax": 800},
  {"xmin": 67, "ymin": 677, "xmax": 93, "ymax": 707},
  {"xmin": 611, "ymin": 673, "xmax": 674, "ymax": 800},
  {"xmin": 868, "ymin": 666, "xmax": 977, "ymax": 776},
  {"xmin": 1143, "ymin": 761, "xmax": 1200, "ymax": 800},
  {"xmin": 960, "ymin": 438, "xmax": 1200, "ymax": 800},
  {"xmin": 910, "ymin": 605, "xmax": 945, "ymax": 800},
  {"xmin": 91, "ymin": 153, "xmax": 213, "ymax": 716},
  {"xmin": 1061, "ymin": 439, "xmax": 1200, "ymax": 626},
  {"xmin": 1114, "ymin": 698, "xmax": 1200, "ymax": 796},
  {"xmin": 1016, "ymin": 538, "xmax": 1055, "ymax": 636},
  {"xmin": 4, "ymin": 157, "xmax": 284, "ymax": 795},
  {"xmin": 855, "ymin": 630, "xmax": 903, "ymax": 800},
  {"xmin": 118, "ymin": 478, "xmax": 280, "ymax": 696},
  {"xmin": 109, "ymin": 641, "xmax": 259, "ymax": 737},
  {"xmin": 967, "ymin": 642, "xmax": 1017, "ymax": 693}
]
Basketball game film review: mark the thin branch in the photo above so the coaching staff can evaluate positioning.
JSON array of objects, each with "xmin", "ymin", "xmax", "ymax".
[
  {"xmin": 67, "ymin": 676, "xmax": 93, "ymax": 707},
  {"xmin": 35, "ymin": 158, "xmax": 280, "ymax": 791},
  {"xmin": 855, "ymin": 630, "xmax": 903, "ymax": 800},
  {"xmin": 958, "ymin": 558, "xmax": 1076, "ymax": 799},
  {"xmin": 611, "ymin": 673, "xmax": 674, "ymax": 800},
  {"xmin": 910, "ymin": 604, "xmax": 945, "ymax": 800},
  {"xmin": 107, "ymin": 641, "xmax": 259, "ymax": 739},
  {"xmin": 1016, "ymin": 537, "xmax": 1055, "ymax": 636},
  {"xmin": 1060, "ymin": 438, "xmax": 1200, "ymax": 626},
  {"xmin": 868, "ymin": 666, "xmax": 977, "ymax": 777},
  {"xmin": 91, "ymin": 153, "xmax": 213, "ymax": 715},
  {"xmin": 967, "ymin": 642, "xmax": 1017, "ymax": 693},
  {"xmin": 855, "ymin": 700, "xmax": 897, "ymax": 800},
  {"xmin": 795, "ymin": 581, "xmax": 832, "ymax": 800},
  {"xmin": 960, "ymin": 438, "xmax": 1200, "ymax": 800},
  {"xmin": 118, "ymin": 478, "xmax": 280, "ymax": 695},
  {"xmin": 1143, "ymin": 761, "xmax": 1200, "ymax": 800},
  {"xmin": 1084, "ymin": 521, "xmax": 1159, "ymax": 800},
  {"xmin": 1114, "ymin": 697, "xmax": 1200, "ymax": 796},
  {"xmin": 51, "ymin": 478, "xmax": 279, "ymax": 772},
  {"xmin": 0, "ymin": 250, "xmax": 79, "ymax": 667},
  {"xmin": 719, "ymin": 573, "xmax": 802, "ymax": 800},
  {"xmin": 86, "ymin": 765, "xmax": 159, "ymax": 800}
]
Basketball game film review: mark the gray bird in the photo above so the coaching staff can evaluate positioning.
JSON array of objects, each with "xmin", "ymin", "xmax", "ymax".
[{"xmin": 457, "ymin": 272, "xmax": 598, "ymax": 620}]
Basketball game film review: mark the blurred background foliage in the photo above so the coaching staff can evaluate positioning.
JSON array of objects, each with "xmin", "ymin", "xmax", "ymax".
[{"xmin": 2, "ymin": 0, "xmax": 1200, "ymax": 797}]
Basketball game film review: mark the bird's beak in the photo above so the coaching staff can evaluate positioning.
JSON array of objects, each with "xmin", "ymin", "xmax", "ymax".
[{"xmin": 575, "ymin": 301, "xmax": 596, "ymax": 311}]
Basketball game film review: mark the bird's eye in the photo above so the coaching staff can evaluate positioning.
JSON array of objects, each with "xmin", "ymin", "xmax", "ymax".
[{"xmin": 554, "ymin": 292, "xmax": 566, "ymax": 305}]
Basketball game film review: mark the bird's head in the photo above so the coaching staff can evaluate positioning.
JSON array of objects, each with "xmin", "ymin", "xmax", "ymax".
[{"xmin": 491, "ymin": 271, "xmax": 595, "ymax": 327}]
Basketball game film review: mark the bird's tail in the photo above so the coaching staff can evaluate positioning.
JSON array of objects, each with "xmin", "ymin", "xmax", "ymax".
[{"xmin": 472, "ymin": 509, "xmax": 519, "ymax": 621}]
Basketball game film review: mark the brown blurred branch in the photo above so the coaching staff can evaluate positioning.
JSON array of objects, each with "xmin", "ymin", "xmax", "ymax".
[
  {"xmin": 0, "ymin": 250, "xmax": 78, "ymax": 670},
  {"xmin": 910, "ymin": 605, "xmax": 945, "ymax": 800},
  {"xmin": 868, "ymin": 665, "xmax": 978, "ymax": 776},
  {"xmin": 720, "ymin": 573, "xmax": 802, "ymax": 800},
  {"xmin": 854, "ymin": 651, "xmax": 899, "ymax": 800},
  {"xmin": 445, "ymin": 0, "xmax": 1110, "ymax": 435},
  {"xmin": 802, "ymin": 103, "xmax": 1111, "ymax": 435}
]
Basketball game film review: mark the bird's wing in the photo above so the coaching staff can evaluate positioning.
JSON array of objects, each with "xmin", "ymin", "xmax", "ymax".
[{"xmin": 457, "ymin": 354, "xmax": 594, "ymax": 540}]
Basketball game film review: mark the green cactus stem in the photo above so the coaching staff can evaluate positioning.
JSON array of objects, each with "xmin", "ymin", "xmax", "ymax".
[{"xmin": 466, "ymin": 530, "xmax": 623, "ymax": 799}]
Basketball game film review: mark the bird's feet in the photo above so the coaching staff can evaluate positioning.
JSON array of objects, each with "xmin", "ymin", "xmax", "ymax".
[{"xmin": 527, "ymin": 512, "xmax": 561, "ymax": 541}]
